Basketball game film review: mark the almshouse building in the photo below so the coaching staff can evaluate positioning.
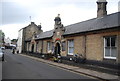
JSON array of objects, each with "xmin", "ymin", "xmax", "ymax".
[{"xmin": 18, "ymin": 0, "xmax": 120, "ymax": 67}]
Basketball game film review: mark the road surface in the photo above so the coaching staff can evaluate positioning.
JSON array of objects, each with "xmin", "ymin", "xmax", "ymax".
[{"xmin": 2, "ymin": 49, "xmax": 98, "ymax": 80}]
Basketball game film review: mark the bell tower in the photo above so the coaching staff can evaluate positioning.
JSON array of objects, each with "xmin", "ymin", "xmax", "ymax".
[
  {"xmin": 54, "ymin": 14, "xmax": 63, "ymax": 29},
  {"xmin": 53, "ymin": 14, "xmax": 65, "ymax": 42}
]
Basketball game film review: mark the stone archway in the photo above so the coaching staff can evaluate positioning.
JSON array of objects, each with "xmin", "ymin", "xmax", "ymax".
[
  {"xmin": 54, "ymin": 42, "xmax": 61, "ymax": 57},
  {"xmin": 31, "ymin": 44, "xmax": 34, "ymax": 53}
]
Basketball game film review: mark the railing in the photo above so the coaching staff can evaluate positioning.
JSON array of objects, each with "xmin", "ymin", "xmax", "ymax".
[{"xmin": 25, "ymin": 51, "xmax": 53, "ymax": 60}]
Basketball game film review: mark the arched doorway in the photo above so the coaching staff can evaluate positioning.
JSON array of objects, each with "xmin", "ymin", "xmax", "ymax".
[
  {"xmin": 54, "ymin": 43, "xmax": 61, "ymax": 57},
  {"xmin": 31, "ymin": 44, "xmax": 34, "ymax": 53}
]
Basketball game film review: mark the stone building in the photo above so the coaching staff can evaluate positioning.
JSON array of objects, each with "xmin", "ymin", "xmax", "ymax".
[
  {"xmin": 20, "ymin": 0, "xmax": 120, "ymax": 67},
  {"xmin": 17, "ymin": 22, "xmax": 43, "ymax": 53}
]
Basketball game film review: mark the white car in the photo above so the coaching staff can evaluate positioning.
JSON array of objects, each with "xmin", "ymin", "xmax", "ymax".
[
  {"xmin": 1, "ymin": 47, "xmax": 5, "ymax": 50},
  {"xmin": 0, "ymin": 48, "xmax": 4, "ymax": 61}
]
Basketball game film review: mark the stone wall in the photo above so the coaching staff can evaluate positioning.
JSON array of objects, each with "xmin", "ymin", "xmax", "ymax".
[
  {"xmin": 64, "ymin": 36, "xmax": 86, "ymax": 57},
  {"xmin": 37, "ymin": 40, "xmax": 43, "ymax": 53},
  {"xmin": 23, "ymin": 22, "xmax": 43, "ymax": 53},
  {"xmin": 24, "ymin": 22, "xmax": 42, "ymax": 40},
  {"xmin": 63, "ymin": 30, "xmax": 120, "ymax": 62},
  {"xmin": 84, "ymin": 31, "xmax": 120, "ymax": 61},
  {"xmin": 42, "ymin": 39, "xmax": 52, "ymax": 54},
  {"xmin": 86, "ymin": 34, "xmax": 103, "ymax": 61}
]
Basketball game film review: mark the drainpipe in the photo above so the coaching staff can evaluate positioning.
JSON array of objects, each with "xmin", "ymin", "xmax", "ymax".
[
  {"xmin": 84, "ymin": 35, "xmax": 87, "ymax": 58},
  {"xmin": 41, "ymin": 40, "xmax": 43, "ymax": 54},
  {"xmin": 117, "ymin": 35, "xmax": 120, "ymax": 63},
  {"xmin": 22, "ymin": 28, "xmax": 26, "ymax": 53}
]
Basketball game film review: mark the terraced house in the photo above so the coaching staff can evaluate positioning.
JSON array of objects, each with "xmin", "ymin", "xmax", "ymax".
[{"xmin": 18, "ymin": 0, "xmax": 120, "ymax": 68}]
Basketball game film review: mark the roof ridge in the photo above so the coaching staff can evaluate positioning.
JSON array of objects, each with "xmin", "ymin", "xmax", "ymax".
[{"xmin": 65, "ymin": 18, "xmax": 97, "ymax": 28}]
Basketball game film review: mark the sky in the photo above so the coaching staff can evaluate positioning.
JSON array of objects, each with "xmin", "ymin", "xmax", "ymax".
[{"xmin": 0, "ymin": 0, "xmax": 119, "ymax": 40}]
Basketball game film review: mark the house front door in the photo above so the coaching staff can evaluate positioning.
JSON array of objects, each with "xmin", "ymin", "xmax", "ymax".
[
  {"xmin": 54, "ymin": 43, "xmax": 61, "ymax": 57},
  {"xmin": 31, "ymin": 44, "xmax": 34, "ymax": 53}
]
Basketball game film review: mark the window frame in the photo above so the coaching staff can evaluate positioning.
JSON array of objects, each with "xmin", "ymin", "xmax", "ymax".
[
  {"xmin": 62, "ymin": 41, "xmax": 66, "ymax": 51},
  {"xmin": 104, "ymin": 36, "xmax": 117, "ymax": 59},
  {"xmin": 47, "ymin": 41, "xmax": 51, "ymax": 52},
  {"xmin": 36, "ymin": 41, "xmax": 39, "ymax": 53},
  {"xmin": 68, "ymin": 39, "xmax": 74, "ymax": 55}
]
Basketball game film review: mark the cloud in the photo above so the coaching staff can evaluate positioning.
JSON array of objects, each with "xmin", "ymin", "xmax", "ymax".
[
  {"xmin": 32, "ymin": 3, "xmax": 96, "ymax": 32},
  {"xmin": 0, "ymin": 24, "xmax": 28, "ymax": 39},
  {"xmin": 107, "ymin": 0, "xmax": 119, "ymax": 14},
  {"xmin": 1, "ymin": 1, "xmax": 35, "ymax": 25},
  {"xmin": 0, "ymin": 0, "xmax": 119, "ymax": 39}
]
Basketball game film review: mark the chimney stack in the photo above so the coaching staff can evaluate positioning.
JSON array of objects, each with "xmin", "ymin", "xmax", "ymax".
[
  {"xmin": 38, "ymin": 23, "xmax": 42, "ymax": 30},
  {"xmin": 97, "ymin": 0, "xmax": 107, "ymax": 18},
  {"xmin": 31, "ymin": 22, "xmax": 35, "ymax": 24}
]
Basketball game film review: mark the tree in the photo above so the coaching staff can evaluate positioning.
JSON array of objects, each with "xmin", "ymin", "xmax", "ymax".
[{"xmin": 0, "ymin": 30, "xmax": 5, "ymax": 46}]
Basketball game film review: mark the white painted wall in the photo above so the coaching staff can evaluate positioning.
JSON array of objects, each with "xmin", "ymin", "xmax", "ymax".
[
  {"xmin": 17, "ymin": 29, "xmax": 23, "ymax": 53},
  {"xmin": 4, "ymin": 37, "xmax": 11, "ymax": 44}
]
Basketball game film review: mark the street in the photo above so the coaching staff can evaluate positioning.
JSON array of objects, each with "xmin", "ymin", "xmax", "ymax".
[{"xmin": 2, "ymin": 49, "xmax": 98, "ymax": 80}]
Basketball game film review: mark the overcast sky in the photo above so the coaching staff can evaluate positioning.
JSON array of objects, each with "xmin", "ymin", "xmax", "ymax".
[{"xmin": 0, "ymin": 0, "xmax": 119, "ymax": 39}]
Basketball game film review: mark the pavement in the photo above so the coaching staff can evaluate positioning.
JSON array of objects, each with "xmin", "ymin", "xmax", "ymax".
[{"xmin": 20, "ymin": 54, "xmax": 120, "ymax": 81}]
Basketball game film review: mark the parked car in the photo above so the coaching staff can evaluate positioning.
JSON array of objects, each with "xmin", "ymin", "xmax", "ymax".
[
  {"xmin": 0, "ymin": 48, "xmax": 4, "ymax": 61},
  {"xmin": 1, "ymin": 47, "xmax": 5, "ymax": 50}
]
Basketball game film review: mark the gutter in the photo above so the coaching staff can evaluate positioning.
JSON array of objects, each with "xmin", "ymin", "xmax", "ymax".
[{"xmin": 63, "ymin": 26, "xmax": 120, "ymax": 37}]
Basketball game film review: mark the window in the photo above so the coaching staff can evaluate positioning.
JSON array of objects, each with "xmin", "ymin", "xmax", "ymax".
[
  {"xmin": 36, "ymin": 42, "xmax": 39, "ymax": 52},
  {"xmin": 27, "ymin": 42, "xmax": 30, "ymax": 51},
  {"xmin": 62, "ymin": 41, "xmax": 66, "ymax": 51},
  {"xmin": 51, "ymin": 42, "xmax": 54, "ymax": 52},
  {"xmin": 47, "ymin": 41, "xmax": 51, "ymax": 52},
  {"xmin": 104, "ymin": 36, "xmax": 117, "ymax": 59},
  {"xmin": 68, "ymin": 40, "xmax": 74, "ymax": 55}
]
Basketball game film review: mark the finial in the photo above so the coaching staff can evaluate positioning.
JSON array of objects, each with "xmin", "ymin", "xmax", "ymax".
[
  {"xmin": 29, "ymin": 16, "xmax": 31, "ymax": 22},
  {"xmin": 57, "ymin": 14, "xmax": 60, "ymax": 17},
  {"xmin": 54, "ymin": 14, "xmax": 61, "ymax": 25}
]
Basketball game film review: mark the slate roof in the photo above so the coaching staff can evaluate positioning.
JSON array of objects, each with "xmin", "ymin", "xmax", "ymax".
[
  {"xmin": 35, "ymin": 12, "xmax": 120, "ymax": 39},
  {"xmin": 64, "ymin": 12, "xmax": 120, "ymax": 35},
  {"xmin": 35, "ymin": 30, "xmax": 53, "ymax": 40}
]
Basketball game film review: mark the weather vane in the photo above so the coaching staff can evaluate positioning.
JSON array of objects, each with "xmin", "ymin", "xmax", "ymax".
[{"xmin": 29, "ymin": 16, "xmax": 31, "ymax": 22}]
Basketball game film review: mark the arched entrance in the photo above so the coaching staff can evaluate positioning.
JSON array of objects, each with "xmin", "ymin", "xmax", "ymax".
[
  {"xmin": 54, "ymin": 43, "xmax": 61, "ymax": 57},
  {"xmin": 31, "ymin": 44, "xmax": 34, "ymax": 53}
]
